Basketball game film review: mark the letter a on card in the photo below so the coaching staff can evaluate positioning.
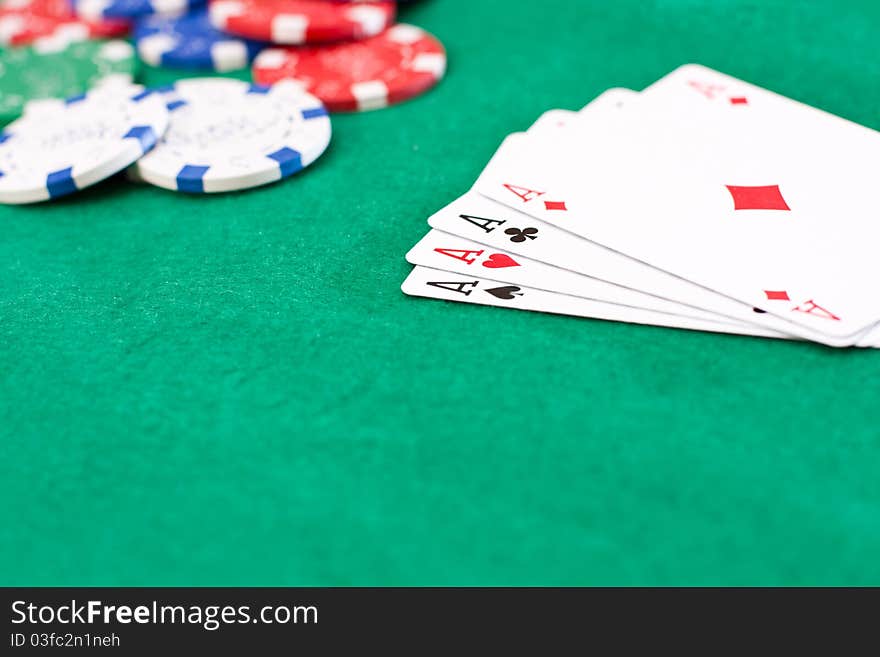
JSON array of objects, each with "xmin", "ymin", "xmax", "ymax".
[{"xmin": 502, "ymin": 183, "xmax": 545, "ymax": 203}]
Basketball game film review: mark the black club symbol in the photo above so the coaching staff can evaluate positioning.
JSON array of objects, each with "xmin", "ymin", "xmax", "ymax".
[{"xmin": 504, "ymin": 227, "xmax": 539, "ymax": 243}]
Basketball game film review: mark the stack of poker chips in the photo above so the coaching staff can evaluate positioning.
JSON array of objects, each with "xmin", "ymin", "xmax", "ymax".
[
  {"xmin": 240, "ymin": 1, "xmax": 446, "ymax": 112},
  {"xmin": 130, "ymin": 0, "xmax": 446, "ymax": 113},
  {"xmin": 0, "ymin": 78, "xmax": 332, "ymax": 202},
  {"xmin": 0, "ymin": 0, "xmax": 446, "ymax": 204}
]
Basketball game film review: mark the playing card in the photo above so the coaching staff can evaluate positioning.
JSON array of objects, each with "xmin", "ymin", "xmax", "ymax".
[
  {"xmin": 476, "ymin": 69, "xmax": 880, "ymax": 345},
  {"xmin": 402, "ymin": 266, "xmax": 792, "ymax": 339}
]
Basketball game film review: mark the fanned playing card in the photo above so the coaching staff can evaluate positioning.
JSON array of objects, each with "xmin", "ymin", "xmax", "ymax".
[{"xmin": 476, "ymin": 67, "xmax": 880, "ymax": 345}]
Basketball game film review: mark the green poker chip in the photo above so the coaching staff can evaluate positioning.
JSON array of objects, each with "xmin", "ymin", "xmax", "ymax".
[{"xmin": 0, "ymin": 39, "xmax": 139, "ymax": 124}]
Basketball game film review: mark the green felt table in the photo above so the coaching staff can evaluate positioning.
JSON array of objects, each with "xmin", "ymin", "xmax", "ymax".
[{"xmin": 2, "ymin": 0, "xmax": 880, "ymax": 586}]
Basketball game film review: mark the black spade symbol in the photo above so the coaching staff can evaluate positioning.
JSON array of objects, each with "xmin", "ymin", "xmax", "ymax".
[{"xmin": 485, "ymin": 286, "xmax": 523, "ymax": 300}]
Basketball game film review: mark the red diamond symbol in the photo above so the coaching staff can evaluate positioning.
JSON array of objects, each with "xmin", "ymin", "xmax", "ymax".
[
  {"xmin": 544, "ymin": 200, "xmax": 567, "ymax": 211},
  {"xmin": 764, "ymin": 290, "xmax": 790, "ymax": 301},
  {"xmin": 729, "ymin": 96, "xmax": 749, "ymax": 105},
  {"xmin": 725, "ymin": 185, "xmax": 791, "ymax": 211}
]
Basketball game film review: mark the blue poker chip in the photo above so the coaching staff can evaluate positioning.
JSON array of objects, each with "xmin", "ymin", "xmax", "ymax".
[
  {"xmin": 134, "ymin": 8, "xmax": 266, "ymax": 71},
  {"xmin": 132, "ymin": 78, "xmax": 332, "ymax": 194},
  {"xmin": 74, "ymin": 0, "xmax": 206, "ymax": 20}
]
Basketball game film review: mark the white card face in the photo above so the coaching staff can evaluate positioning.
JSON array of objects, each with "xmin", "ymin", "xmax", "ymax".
[
  {"xmin": 406, "ymin": 228, "xmax": 754, "ymax": 325},
  {"xmin": 401, "ymin": 266, "xmax": 792, "ymax": 340},
  {"xmin": 475, "ymin": 70, "xmax": 880, "ymax": 343}
]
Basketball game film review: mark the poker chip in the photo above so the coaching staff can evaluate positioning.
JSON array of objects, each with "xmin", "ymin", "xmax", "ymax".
[
  {"xmin": 133, "ymin": 78, "xmax": 331, "ymax": 193},
  {"xmin": 0, "ymin": 0, "xmax": 129, "ymax": 47},
  {"xmin": 208, "ymin": 0, "xmax": 395, "ymax": 45},
  {"xmin": 134, "ymin": 7, "xmax": 264, "ymax": 71},
  {"xmin": 252, "ymin": 23, "xmax": 447, "ymax": 112},
  {"xmin": 0, "ymin": 86, "xmax": 168, "ymax": 204},
  {"xmin": 0, "ymin": 39, "xmax": 139, "ymax": 124},
  {"xmin": 73, "ymin": 0, "xmax": 206, "ymax": 21}
]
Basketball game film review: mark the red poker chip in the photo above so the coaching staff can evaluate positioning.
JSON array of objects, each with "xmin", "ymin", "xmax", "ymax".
[
  {"xmin": 0, "ymin": 0, "xmax": 129, "ymax": 47},
  {"xmin": 252, "ymin": 23, "xmax": 447, "ymax": 112},
  {"xmin": 208, "ymin": 0, "xmax": 395, "ymax": 45}
]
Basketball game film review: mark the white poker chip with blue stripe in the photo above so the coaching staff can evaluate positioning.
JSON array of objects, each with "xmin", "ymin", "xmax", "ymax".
[
  {"xmin": 134, "ymin": 8, "xmax": 265, "ymax": 71},
  {"xmin": 0, "ymin": 86, "xmax": 169, "ymax": 204},
  {"xmin": 133, "ymin": 78, "xmax": 331, "ymax": 194},
  {"xmin": 74, "ymin": 0, "xmax": 206, "ymax": 20}
]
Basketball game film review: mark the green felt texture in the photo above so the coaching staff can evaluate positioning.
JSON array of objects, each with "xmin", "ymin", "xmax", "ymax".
[{"xmin": 2, "ymin": 0, "xmax": 880, "ymax": 586}]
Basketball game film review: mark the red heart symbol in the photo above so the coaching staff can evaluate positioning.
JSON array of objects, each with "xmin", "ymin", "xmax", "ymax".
[{"xmin": 482, "ymin": 253, "xmax": 520, "ymax": 269}]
